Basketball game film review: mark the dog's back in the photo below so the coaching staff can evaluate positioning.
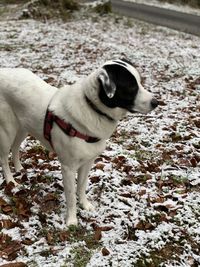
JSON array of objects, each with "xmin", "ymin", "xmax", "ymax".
[
  {"xmin": 0, "ymin": 68, "xmax": 57, "ymax": 132},
  {"xmin": 0, "ymin": 68, "xmax": 56, "ymax": 114}
]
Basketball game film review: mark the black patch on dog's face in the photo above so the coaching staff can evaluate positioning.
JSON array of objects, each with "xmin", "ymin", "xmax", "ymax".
[{"xmin": 98, "ymin": 64, "xmax": 139, "ymax": 111}]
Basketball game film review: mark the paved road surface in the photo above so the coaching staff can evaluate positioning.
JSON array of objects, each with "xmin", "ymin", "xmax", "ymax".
[{"xmin": 111, "ymin": 0, "xmax": 200, "ymax": 36}]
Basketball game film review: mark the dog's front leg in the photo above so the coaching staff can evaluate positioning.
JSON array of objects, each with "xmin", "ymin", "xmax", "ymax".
[
  {"xmin": 61, "ymin": 164, "xmax": 78, "ymax": 226},
  {"xmin": 77, "ymin": 160, "xmax": 95, "ymax": 211}
]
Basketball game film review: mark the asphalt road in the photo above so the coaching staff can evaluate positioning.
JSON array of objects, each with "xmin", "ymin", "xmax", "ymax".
[{"xmin": 111, "ymin": 0, "xmax": 200, "ymax": 36}]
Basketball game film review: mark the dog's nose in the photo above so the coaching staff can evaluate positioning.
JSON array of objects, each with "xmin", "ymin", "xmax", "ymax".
[{"xmin": 151, "ymin": 98, "xmax": 159, "ymax": 109}]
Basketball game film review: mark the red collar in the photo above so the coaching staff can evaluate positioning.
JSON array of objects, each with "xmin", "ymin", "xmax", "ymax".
[{"xmin": 44, "ymin": 109, "xmax": 100, "ymax": 149}]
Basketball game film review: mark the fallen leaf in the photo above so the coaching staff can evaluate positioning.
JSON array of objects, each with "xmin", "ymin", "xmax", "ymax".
[
  {"xmin": 95, "ymin": 226, "xmax": 113, "ymax": 232},
  {"xmin": 21, "ymin": 238, "xmax": 34, "ymax": 245},
  {"xmin": 190, "ymin": 158, "xmax": 197, "ymax": 167},
  {"xmin": 135, "ymin": 221, "xmax": 154, "ymax": 230},
  {"xmin": 193, "ymin": 120, "xmax": 200, "ymax": 128},
  {"xmin": 0, "ymin": 239, "xmax": 22, "ymax": 261},
  {"xmin": 138, "ymin": 189, "xmax": 146, "ymax": 196},
  {"xmin": 0, "ymin": 197, "xmax": 9, "ymax": 206},
  {"xmin": 46, "ymin": 231, "xmax": 54, "ymax": 245},
  {"xmin": 122, "ymin": 165, "xmax": 132, "ymax": 174},
  {"xmin": 58, "ymin": 230, "xmax": 69, "ymax": 242},
  {"xmin": 0, "ymin": 220, "xmax": 17, "ymax": 229},
  {"xmin": 119, "ymin": 192, "xmax": 132, "ymax": 198},
  {"xmin": 102, "ymin": 247, "xmax": 110, "ymax": 256},
  {"xmin": 94, "ymin": 229, "xmax": 102, "ymax": 241},
  {"xmin": 2, "ymin": 205, "xmax": 13, "ymax": 214},
  {"xmin": 14, "ymin": 197, "xmax": 32, "ymax": 218},
  {"xmin": 43, "ymin": 193, "xmax": 57, "ymax": 202},
  {"xmin": 95, "ymin": 163, "xmax": 105, "ymax": 170},
  {"xmin": 90, "ymin": 176, "xmax": 100, "ymax": 183}
]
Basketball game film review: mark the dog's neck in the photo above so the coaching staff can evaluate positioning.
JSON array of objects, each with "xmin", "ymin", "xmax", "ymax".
[{"xmin": 85, "ymin": 95, "xmax": 115, "ymax": 122}]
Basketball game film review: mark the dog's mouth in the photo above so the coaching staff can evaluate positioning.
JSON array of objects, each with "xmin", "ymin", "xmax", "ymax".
[
  {"xmin": 127, "ymin": 108, "xmax": 138, "ymax": 114},
  {"xmin": 127, "ymin": 105, "xmax": 148, "ymax": 114},
  {"xmin": 128, "ymin": 98, "xmax": 159, "ymax": 114},
  {"xmin": 127, "ymin": 107, "xmax": 156, "ymax": 114}
]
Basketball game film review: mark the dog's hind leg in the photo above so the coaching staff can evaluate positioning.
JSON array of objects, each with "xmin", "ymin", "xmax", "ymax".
[
  {"xmin": 11, "ymin": 129, "xmax": 27, "ymax": 173},
  {"xmin": 77, "ymin": 160, "xmax": 95, "ymax": 211},
  {"xmin": 0, "ymin": 157, "xmax": 18, "ymax": 185}
]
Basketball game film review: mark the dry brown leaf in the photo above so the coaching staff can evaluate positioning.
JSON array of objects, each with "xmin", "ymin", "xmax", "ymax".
[
  {"xmin": 0, "ymin": 240, "xmax": 22, "ymax": 260},
  {"xmin": 21, "ymin": 238, "xmax": 34, "ymax": 245},
  {"xmin": 95, "ymin": 163, "xmax": 105, "ymax": 170},
  {"xmin": 43, "ymin": 193, "xmax": 57, "ymax": 202},
  {"xmin": 90, "ymin": 176, "xmax": 100, "ymax": 183},
  {"xmin": 122, "ymin": 165, "xmax": 132, "ymax": 174},
  {"xmin": 94, "ymin": 229, "xmax": 102, "ymax": 241},
  {"xmin": 138, "ymin": 189, "xmax": 146, "ymax": 196},
  {"xmin": 46, "ymin": 231, "xmax": 54, "ymax": 245},
  {"xmin": 151, "ymin": 196, "xmax": 165, "ymax": 204},
  {"xmin": 2, "ymin": 205, "xmax": 13, "ymax": 214},
  {"xmin": 97, "ymin": 226, "xmax": 113, "ymax": 232},
  {"xmin": 102, "ymin": 247, "xmax": 110, "ymax": 256},
  {"xmin": 0, "ymin": 219, "xmax": 16, "ymax": 229},
  {"xmin": 135, "ymin": 221, "xmax": 154, "ymax": 230},
  {"xmin": 190, "ymin": 158, "xmax": 197, "ymax": 167},
  {"xmin": 146, "ymin": 161, "xmax": 160, "ymax": 172},
  {"xmin": 0, "ymin": 198, "xmax": 13, "ymax": 214},
  {"xmin": 14, "ymin": 197, "xmax": 31, "ymax": 218},
  {"xmin": 0, "ymin": 197, "xmax": 8, "ymax": 206},
  {"xmin": 194, "ymin": 120, "xmax": 200, "ymax": 128},
  {"xmin": 119, "ymin": 192, "xmax": 132, "ymax": 198},
  {"xmin": 59, "ymin": 230, "xmax": 69, "ymax": 242}
]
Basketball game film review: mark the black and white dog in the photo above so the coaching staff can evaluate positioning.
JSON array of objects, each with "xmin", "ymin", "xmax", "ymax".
[{"xmin": 0, "ymin": 59, "xmax": 158, "ymax": 226}]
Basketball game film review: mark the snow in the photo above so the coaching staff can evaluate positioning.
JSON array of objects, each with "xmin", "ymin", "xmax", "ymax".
[{"xmin": 0, "ymin": 4, "xmax": 200, "ymax": 267}]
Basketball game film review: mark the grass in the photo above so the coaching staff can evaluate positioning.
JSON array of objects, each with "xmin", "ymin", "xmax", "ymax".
[
  {"xmin": 93, "ymin": 0, "xmax": 112, "ymax": 14},
  {"xmin": 71, "ymin": 246, "xmax": 93, "ymax": 267},
  {"xmin": 135, "ymin": 233, "xmax": 200, "ymax": 266},
  {"xmin": 28, "ymin": 144, "xmax": 46, "ymax": 154},
  {"xmin": 0, "ymin": 0, "xmax": 80, "ymax": 21},
  {"xmin": 135, "ymin": 244, "xmax": 183, "ymax": 267},
  {"xmin": 68, "ymin": 227, "xmax": 101, "ymax": 266},
  {"xmin": 1, "ymin": 0, "xmax": 27, "ymax": 3},
  {"xmin": 36, "ymin": 226, "xmax": 101, "ymax": 266},
  {"xmin": 0, "ymin": 6, "xmax": 9, "ymax": 17},
  {"xmin": 0, "ymin": 44, "xmax": 14, "ymax": 51},
  {"xmin": 1, "ymin": 0, "xmax": 79, "ymax": 9}
]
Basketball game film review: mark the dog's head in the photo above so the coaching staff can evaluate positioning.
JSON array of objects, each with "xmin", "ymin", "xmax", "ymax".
[{"xmin": 98, "ymin": 59, "xmax": 158, "ymax": 114}]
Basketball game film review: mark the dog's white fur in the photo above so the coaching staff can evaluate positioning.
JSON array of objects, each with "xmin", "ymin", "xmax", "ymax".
[{"xmin": 0, "ymin": 63, "xmax": 154, "ymax": 226}]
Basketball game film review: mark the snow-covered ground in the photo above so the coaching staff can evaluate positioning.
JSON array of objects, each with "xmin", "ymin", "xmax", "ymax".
[
  {"xmin": 0, "ymin": 5, "xmax": 200, "ymax": 267},
  {"xmin": 122, "ymin": 0, "xmax": 200, "ymax": 15}
]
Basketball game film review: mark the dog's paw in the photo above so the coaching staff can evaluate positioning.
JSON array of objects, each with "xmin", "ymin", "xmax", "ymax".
[
  {"xmin": 6, "ymin": 179, "xmax": 19, "ymax": 187},
  {"xmin": 80, "ymin": 200, "xmax": 95, "ymax": 212},
  {"xmin": 66, "ymin": 217, "xmax": 78, "ymax": 227}
]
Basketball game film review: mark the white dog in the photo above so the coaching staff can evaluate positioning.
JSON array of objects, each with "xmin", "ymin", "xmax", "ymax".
[{"xmin": 0, "ymin": 59, "xmax": 158, "ymax": 226}]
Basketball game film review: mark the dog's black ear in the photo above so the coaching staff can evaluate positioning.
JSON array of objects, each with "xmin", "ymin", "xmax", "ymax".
[{"xmin": 98, "ymin": 68, "xmax": 116, "ymax": 98}]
